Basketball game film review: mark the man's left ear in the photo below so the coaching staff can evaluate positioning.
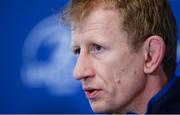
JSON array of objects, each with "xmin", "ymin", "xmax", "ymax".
[{"xmin": 143, "ymin": 35, "xmax": 165, "ymax": 74}]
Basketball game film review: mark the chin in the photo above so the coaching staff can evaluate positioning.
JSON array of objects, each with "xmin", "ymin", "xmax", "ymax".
[
  {"xmin": 90, "ymin": 101, "xmax": 114, "ymax": 113},
  {"xmin": 89, "ymin": 99, "xmax": 128, "ymax": 114},
  {"xmin": 91, "ymin": 106, "xmax": 108, "ymax": 113}
]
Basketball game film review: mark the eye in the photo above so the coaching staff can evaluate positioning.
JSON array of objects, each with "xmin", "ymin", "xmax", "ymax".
[
  {"xmin": 91, "ymin": 44, "xmax": 105, "ymax": 54},
  {"xmin": 73, "ymin": 47, "xmax": 80, "ymax": 56}
]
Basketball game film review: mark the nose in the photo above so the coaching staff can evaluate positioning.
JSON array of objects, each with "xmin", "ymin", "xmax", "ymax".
[{"xmin": 73, "ymin": 53, "xmax": 94, "ymax": 80}]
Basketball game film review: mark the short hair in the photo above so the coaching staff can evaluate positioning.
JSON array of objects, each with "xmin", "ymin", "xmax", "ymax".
[{"xmin": 61, "ymin": 0, "xmax": 177, "ymax": 79}]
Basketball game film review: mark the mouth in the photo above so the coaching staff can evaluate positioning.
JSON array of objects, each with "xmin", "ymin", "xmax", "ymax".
[{"xmin": 84, "ymin": 88, "xmax": 102, "ymax": 100}]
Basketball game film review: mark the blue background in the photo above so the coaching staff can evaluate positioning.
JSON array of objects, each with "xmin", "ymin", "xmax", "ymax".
[{"xmin": 0, "ymin": 0, "xmax": 180, "ymax": 114}]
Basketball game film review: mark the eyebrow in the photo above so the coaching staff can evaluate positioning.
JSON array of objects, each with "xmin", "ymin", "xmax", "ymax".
[{"xmin": 70, "ymin": 40, "xmax": 79, "ymax": 50}]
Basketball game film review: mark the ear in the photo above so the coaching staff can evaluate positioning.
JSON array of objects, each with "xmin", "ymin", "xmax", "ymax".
[{"xmin": 143, "ymin": 35, "xmax": 165, "ymax": 74}]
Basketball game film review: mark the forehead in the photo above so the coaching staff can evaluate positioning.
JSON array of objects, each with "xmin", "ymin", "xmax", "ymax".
[
  {"xmin": 71, "ymin": 7, "xmax": 128, "ymax": 47},
  {"xmin": 72, "ymin": 8, "xmax": 122, "ymax": 34}
]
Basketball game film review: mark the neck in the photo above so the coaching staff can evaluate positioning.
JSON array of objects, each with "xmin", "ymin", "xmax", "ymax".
[{"xmin": 125, "ymin": 68, "xmax": 168, "ymax": 113}]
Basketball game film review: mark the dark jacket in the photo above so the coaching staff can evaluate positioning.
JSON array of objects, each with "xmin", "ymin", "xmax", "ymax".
[{"xmin": 146, "ymin": 76, "xmax": 180, "ymax": 113}]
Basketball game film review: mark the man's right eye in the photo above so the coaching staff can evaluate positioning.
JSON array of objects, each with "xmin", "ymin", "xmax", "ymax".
[{"xmin": 73, "ymin": 48, "xmax": 80, "ymax": 56}]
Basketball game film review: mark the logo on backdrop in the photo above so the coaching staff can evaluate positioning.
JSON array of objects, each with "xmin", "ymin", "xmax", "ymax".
[{"xmin": 21, "ymin": 14, "xmax": 80, "ymax": 96}]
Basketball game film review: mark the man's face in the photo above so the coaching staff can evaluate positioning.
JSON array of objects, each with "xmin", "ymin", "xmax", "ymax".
[{"xmin": 71, "ymin": 8, "xmax": 147, "ymax": 113}]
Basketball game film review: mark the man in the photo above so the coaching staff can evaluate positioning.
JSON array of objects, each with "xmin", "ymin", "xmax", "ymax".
[{"xmin": 62, "ymin": 0, "xmax": 180, "ymax": 114}]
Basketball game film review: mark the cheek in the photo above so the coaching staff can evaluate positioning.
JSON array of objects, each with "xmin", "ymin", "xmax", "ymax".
[
  {"xmin": 93, "ymin": 53, "xmax": 134, "ymax": 91},
  {"xmin": 91, "ymin": 54, "xmax": 146, "ymax": 111},
  {"xmin": 113, "ymin": 55, "xmax": 146, "ymax": 97},
  {"xmin": 112, "ymin": 51, "xmax": 144, "ymax": 82},
  {"xmin": 96, "ymin": 65, "xmax": 117, "ymax": 88},
  {"xmin": 93, "ymin": 62, "xmax": 119, "ymax": 96},
  {"xmin": 109, "ymin": 51, "xmax": 144, "ymax": 83}
]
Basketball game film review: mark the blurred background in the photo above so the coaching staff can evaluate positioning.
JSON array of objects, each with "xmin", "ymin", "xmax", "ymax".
[{"xmin": 0, "ymin": 0, "xmax": 180, "ymax": 114}]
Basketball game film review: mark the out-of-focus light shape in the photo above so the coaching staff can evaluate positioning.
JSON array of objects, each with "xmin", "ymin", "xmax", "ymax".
[
  {"xmin": 176, "ymin": 40, "xmax": 180, "ymax": 76},
  {"xmin": 177, "ymin": 41, "xmax": 180, "ymax": 62},
  {"xmin": 21, "ymin": 14, "xmax": 81, "ymax": 96}
]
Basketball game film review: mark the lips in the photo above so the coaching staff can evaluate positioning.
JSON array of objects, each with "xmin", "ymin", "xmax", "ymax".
[{"xmin": 84, "ymin": 87, "xmax": 101, "ymax": 99}]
